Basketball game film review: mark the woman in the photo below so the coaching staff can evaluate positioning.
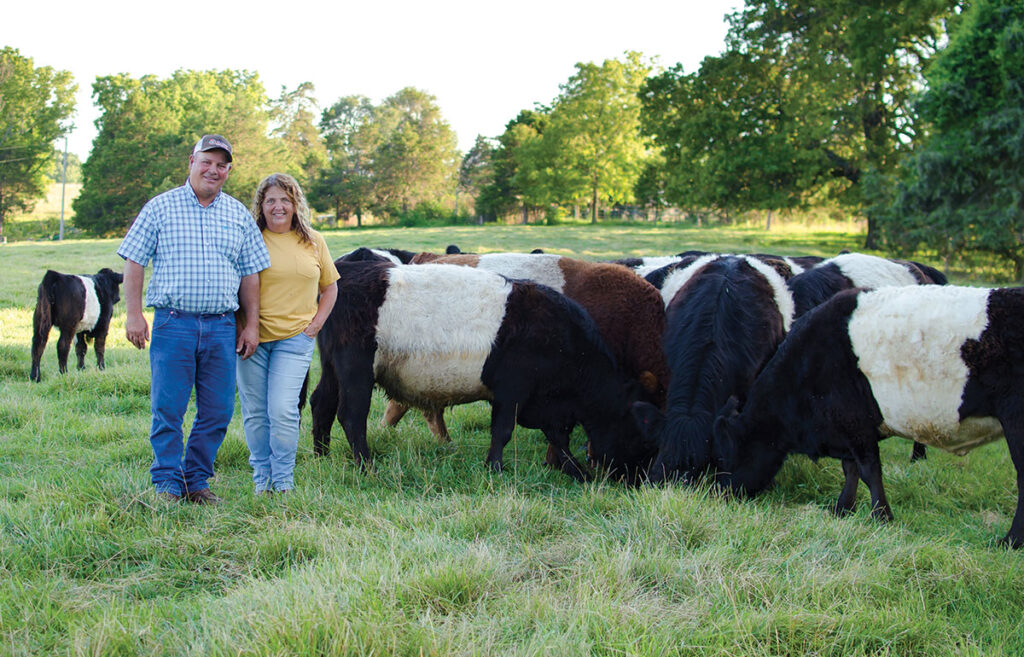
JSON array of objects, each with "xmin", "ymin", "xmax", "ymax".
[{"xmin": 237, "ymin": 173, "xmax": 339, "ymax": 494}]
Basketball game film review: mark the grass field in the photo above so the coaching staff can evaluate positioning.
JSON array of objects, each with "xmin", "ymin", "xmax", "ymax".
[{"xmin": 2, "ymin": 226, "xmax": 1024, "ymax": 656}]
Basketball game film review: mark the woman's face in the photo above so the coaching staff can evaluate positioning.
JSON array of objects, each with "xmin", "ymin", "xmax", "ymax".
[{"xmin": 262, "ymin": 185, "xmax": 295, "ymax": 233}]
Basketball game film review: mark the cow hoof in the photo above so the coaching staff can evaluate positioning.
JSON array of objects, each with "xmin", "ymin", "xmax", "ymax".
[
  {"xmin": 999, "ymin": 533, "xmax": 1024, "ymax": 549},
  {"xmin": 487, "ymin": 459, "xmax": 504, "ymax": 473}
]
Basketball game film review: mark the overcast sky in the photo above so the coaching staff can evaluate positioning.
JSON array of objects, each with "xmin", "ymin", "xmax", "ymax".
[{"xmin": 8, "ymin": 0, "xmax": 739, "ymax": 160}]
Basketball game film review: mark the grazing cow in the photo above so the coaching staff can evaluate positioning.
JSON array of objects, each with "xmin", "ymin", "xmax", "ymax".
[
  {"xmin": 309, "ymin": 260, "xmax": 655, "ymax": 483},
  {"xmin": 787, "ymin": 252, "xmax": 948, "ymax": 461},
  {"xmin": 712, "ymin": 285, "xmax": 1024, "ymax": 547},
  {"xmin": 30, "ymin": 268, "xmax": 123, "ymax": 382},
  {"xmin": 788, "ymin": 252, "xmax": 947, "ymax": 318},
  {"xmin": 387, "ymin": 252, "xmax": 670, "ymax": 450},
  {"xmin": 632, "ymin": 255, "xmax": 795, "ymax": 483}
]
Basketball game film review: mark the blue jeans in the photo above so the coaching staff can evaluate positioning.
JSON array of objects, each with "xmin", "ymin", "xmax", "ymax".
[
  {"xmin": 236, "ymin": 332, "xmax": 316, "ymax": 491},
  {"xmin": 148, "ymin": 309, "xmax": 237, "ymax": 496}
]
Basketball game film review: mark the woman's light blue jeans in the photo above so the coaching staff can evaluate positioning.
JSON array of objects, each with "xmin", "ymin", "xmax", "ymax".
[{"xmin": 236, "ymin": 332, "xmax": 316, "ymax": 492}]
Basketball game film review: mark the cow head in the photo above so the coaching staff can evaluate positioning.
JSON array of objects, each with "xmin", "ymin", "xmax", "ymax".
[
  {"xmin": 95, "ymin": 268, "xmax": 124, "ymax": 306},
  {"xmin": 711, "ymin": 398, "xmax": 786, "ymax": 496}
]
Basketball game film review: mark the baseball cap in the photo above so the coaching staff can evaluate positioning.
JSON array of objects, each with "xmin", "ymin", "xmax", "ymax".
[{"xmin": 193, "ymin": 134, "xmax": 233, "ymax": 162}]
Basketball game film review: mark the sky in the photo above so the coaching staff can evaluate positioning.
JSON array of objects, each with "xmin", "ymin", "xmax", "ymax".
[{"xmin": 7, "ymin": 0, "xmax": 739, "ymax": 161}]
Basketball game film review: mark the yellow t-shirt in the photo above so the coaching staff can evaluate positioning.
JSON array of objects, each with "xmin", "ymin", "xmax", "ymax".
[{"xmin": 257, "ymin": 229, "xmax": 340, "ymax": 342}]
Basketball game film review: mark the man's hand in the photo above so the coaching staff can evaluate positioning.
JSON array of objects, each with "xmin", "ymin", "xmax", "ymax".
[{"xmin": 125, "ymin": 311, "xmax": 149, "ymax": 349}]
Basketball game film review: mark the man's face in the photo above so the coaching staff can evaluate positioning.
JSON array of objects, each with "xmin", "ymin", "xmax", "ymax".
[{"xmin": 188, "ymin": 150, "xmax": 231, "ymax": 202}]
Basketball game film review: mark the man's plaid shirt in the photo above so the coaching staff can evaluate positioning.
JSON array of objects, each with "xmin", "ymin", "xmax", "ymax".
[{"xmin": 117, "ymin": 182, "xmax": 270, "ymax": 314}]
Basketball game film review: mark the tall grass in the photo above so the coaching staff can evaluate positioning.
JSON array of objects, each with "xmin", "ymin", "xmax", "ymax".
[{"xmin": 2, "ymin": 226, "xmax": 1024, "ymax": 656}]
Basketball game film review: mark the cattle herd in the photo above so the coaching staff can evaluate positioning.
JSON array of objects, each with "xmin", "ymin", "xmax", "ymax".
[{"xmin": 29, "ymin": 246, "xmax": 1024, "ymax": 548}]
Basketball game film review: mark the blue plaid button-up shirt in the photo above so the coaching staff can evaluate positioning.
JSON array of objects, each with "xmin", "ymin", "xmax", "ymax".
[{"xmin": 117, "ymin": 181, "xmax": 270, "ymax": 314}]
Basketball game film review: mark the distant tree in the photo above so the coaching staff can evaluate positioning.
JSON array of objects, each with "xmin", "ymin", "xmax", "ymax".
[
  {"xmin": 0, "ymin": 47, "xmax": 76, "ymax": 240},
  {"xmin": 311, "ymin": 95, "xmax": 378, "ymax": 226},
  {"xmin": 74, "ymin": 69, "xmax": 278, "ymax": 236},
  {"xmin": 268, "ymin": 81, "xmax": 327, "ymax": 190},
  {"xmin": 532, "ymin": 52, "xmax": 652, "ymax": 223},
  {"xmin": 885, "ymin": 0, "xmax": 1024, "ymax": 279},
  {"xmin": 457, "ymin": 135, "xmax": 495, "ymax": 219},
  {"xmin": 641, "ymin": 52, "xmax": 819, "ymax": 224},
  {"xmin": 372, "ymin": 87, "xmax": 459, "ymax": 215},
  {"xmin": 47, "ymin": 148, "xmax": 82, "ymax": 184},
  {"xmin": 476, "ymin": 109, "xmax": 547, "ymax": 221}
]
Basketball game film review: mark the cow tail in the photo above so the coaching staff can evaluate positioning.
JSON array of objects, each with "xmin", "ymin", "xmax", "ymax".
[{"xmin": 34, "ymin": 275, "xmax": 55, "ymax": 339}]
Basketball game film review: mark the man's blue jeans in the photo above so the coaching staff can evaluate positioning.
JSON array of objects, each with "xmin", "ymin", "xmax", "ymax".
[
  {"xmin": 236, "ymin": 332, "xmax": 316, "ymax": 491},
  {"xmin": 148, "ymin": 308, "xmax": 237, "ymax": 496}
]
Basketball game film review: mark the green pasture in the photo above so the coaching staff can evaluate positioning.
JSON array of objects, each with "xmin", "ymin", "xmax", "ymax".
[{"xmin": 2, "ymin": 225, "xmax": 1023, "ymax": 656}]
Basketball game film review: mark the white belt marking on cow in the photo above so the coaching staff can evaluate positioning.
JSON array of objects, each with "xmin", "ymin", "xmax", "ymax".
[
  {"xmin": 660, "ymin": 254, "xmax": 720, "ymax": 308},
  {"xmin": 75, "ymin": 275, "xmax": 100, "ymax": 333},
  {"xmin": 476, "ymin": 253, "xmax": 566, "ymax": 291},
  {"xmin": 849, "ymin": 285, "xmax": 999, "ymax": 454},
  {"xmin": 830, "ymin": 252, "xmax": 919, "ymax": 288},
  {"xmin": 742, "ymin": 256, "xmax": 795, "ymax": 332},
  {"xmin": 374, "ymin": 264, "xmax": 511, "ymax": 401}
]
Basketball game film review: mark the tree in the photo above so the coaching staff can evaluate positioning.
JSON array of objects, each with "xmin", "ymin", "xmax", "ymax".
[
  {"xmin": 641, "ymin": 52, "xmax": 820, "ymax": 224},
  {"xmin": 372, "ymin": 87, "xmax": 459, "ymax": 215},
  {"xmin": 74, "ymin": 70, "xmax": 279, "ymax": 236},
  {"xmin": 644, "ymin": 1, "xmax": 959, "ymax": 242},
  {"xmin": 312, "ymin": 95, "xmax": 377, "ymax": 226},
  {"xmin": 0, "ymin": 47, "xmax": 76, "ymax": 240},
  {"xmin": 528, "ymin": 52, "xmax": 652, "ymax": 223},
  {"xmin": 885, "ymin": 0, "xmax": 1024, "ymax": 279},
  {"xmin": 268, "ymin": 82, "xmax": 327, "ymax": 190},
  {"xmin": 457, "ymin": 135, "xmax": 496, "ymax": 220},
  {"xmin": 476, "ymin": 109, "xmax": 547, "ymax": 221}
]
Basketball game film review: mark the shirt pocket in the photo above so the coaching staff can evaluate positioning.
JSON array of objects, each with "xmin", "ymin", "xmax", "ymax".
[{"xmin": 207, "ymin": 221, "xmax": 244, "ymax": 263}]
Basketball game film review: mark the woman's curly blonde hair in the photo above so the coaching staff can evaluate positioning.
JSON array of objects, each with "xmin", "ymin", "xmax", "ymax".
[{"xmin": 251, "ymin": 173, "xmax": 315, "ymax": 247}]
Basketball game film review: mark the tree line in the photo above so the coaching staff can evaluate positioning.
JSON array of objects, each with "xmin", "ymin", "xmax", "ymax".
[{"xmin": 2, "ymin": 0, "xmax": 1022, "ymax": 277}]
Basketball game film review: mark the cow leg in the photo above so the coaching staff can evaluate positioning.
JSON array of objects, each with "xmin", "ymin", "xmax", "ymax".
[
  {"xmin": 832, "ymin": 458, "xmax": 860, "ymax": 516},
  {"xmin": 542, "ymin": 426, "xmax": 590, "ymax": 483},
  {"xmin": 910, "ymin": 442, "xmax": 927, "ymax": 462},
  {"xmin": 333, "ymin": 353, "xmax": 375, "ymax": 470},
  {"xmin": 423, "ymin": 410, "xmax": 452, "ymax": 442},
  {"xmin": 486, "ymin": 400, "xmax": 517, "ymax": 473},
  {"xmin": 30, "ymin": 323, "xmax": 49, "ymax": 383},
  {"xmin": 852, "ymin": 444, "xmax": 893, "ymax": 522},
  {"xmin": 74, "ymin": 333, "xmax": 88, "ymax": 370},
  {"xmin": 94, "ymin": 332, "xmax": 107, "ymax": 370},
  {"xmin": 310, "ymin": 360, "xmax": 339, "ymax": 456},
  {"xmin": 997, "ymin": 413, "xmax": 1024, "ymax": 548},
  {"xmin": 55, "ymin": 329, "xmax": 75, "ymax": 375},
  {"xmin": 382, "ymin": 400, "xmax": 409, "ymax": 427}
]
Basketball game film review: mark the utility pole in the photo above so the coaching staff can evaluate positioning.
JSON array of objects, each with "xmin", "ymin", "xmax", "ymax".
[{"xmin": 58, "ymin": 135, "xmax": 68, "ymax": 240}]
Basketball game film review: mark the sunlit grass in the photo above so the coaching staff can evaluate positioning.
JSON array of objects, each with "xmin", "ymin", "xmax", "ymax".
[{"xmin": 3, "ymin": 225, "xmax": 1024, "ymax": 655}]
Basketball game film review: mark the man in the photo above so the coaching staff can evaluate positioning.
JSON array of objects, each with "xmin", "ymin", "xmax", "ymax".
[{"xmin": 118, "ymin": 134, "xmax": 270, "ymax": 504}]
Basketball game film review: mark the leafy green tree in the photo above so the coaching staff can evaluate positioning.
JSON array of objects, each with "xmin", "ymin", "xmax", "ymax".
[
  {"xmin": 372, "ymin": 87, "xmax": 459, "ymax": 215},
  {"xmin": 476, "ymin": 110, "xmax": 547, "ymax": 221},
  {"xmin": 74, "ymin": 70, "xmax": 278, "ymax": 236},
  {"xmin": 528, "ymin": 52, "xmax": 652, "ymax": 223},
  {"xmin": 642, "ymin": 52, "xmax": 820, "ymax": 224},
  {"xmin": 0, "ymin": 47, "xmax": 76, "ymax": 240},
  {"xmin": 886, "ymin": 0, "xmax": 1024, "ymax": 279},
  {"xmin": 644, "ymin": 1, "xmax": 959, "ymax": 242},
  {"xmin": 312, "ymin": 95, "xmax": 378, "ymax": 226},
  {"xmin": 457, "ymin": 135, "xmax": 496, "ymax": 220},
  {"xmin": 268, "ymin": 81, "xmax": 327, "ymax": 191},
  {"xmin": 48, "ymin": 147, "xmax": 82, "ymax": 184}
]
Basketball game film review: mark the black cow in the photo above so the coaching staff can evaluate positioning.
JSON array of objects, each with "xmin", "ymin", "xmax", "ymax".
[
  {"xmin": 713, "ymin": 285, "xmax": 1024, "ymax": 547},
  {"xmin": 309, "ymin": 260, "xmax": 655, "ymax": 484},
  {"xmin": 632, "ymin": 255, "xmax": 795, "ymax": 483},
  {"xmin": 30, "ymin": 267, "xmax": 123, "ymax": 382}
]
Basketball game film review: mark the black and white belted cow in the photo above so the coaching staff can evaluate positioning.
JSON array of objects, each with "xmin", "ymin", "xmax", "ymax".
[
  {"xmin": 713, "ymin": 284, "xmax": 1024, "ymax": 548},
  {"xmin": 30, "ymin": 268, "xmax": 123, "ymax": 382},
  {"xmin": 309, "ymin": 259, "xmax": 655, "ymax": 484}
]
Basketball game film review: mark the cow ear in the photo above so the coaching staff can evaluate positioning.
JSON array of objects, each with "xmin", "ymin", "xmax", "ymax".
[
  {"xmin": 717, "ymin": 396, "xmax": 741, "ymax": 418},
  {"xmin": 638, "ymin": 371, "xmax": 659, "ymax": 396}
]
